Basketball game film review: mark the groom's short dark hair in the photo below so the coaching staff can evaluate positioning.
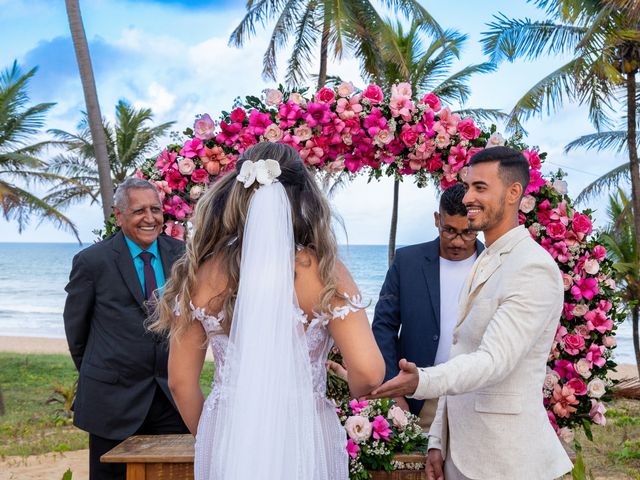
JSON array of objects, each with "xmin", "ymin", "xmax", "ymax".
[
  {"xmin": 469, "ymin": 146, "xmax": 530, "ymax": 194},
  {"xmin": 439, "ymin": 183, "xmax": 467, "ymax": 216}
]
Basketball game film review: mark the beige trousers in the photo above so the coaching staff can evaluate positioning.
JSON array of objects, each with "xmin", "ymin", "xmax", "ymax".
[{"xmin": 417, "ymin": 397, "xmax": 439, "ymax": 432}]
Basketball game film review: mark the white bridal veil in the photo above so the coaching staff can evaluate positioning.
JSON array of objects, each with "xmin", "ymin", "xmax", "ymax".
[{"xmin": 207, "ymin": 181, "xmax": 316, "ymax": 478}]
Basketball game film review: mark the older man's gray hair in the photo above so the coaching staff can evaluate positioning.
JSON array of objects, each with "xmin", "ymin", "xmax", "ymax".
[{"xmin": 113, "ymin": 178, "xmax": 160, "ymax": 210}]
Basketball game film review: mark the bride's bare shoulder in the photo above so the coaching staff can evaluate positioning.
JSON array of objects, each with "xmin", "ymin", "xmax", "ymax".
[
  {"xmin": 294, "ymin": 249, "xmax": 358, "ymax": 303},
  {"xmin": 191, "ymin": 255, "xmax": 228, "ymax": 311}
]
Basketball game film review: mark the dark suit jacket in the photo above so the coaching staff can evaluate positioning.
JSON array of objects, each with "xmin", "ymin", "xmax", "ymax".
[
  {"xmin": 372, "ymin": 238, "xmax": 484, "ymax": 415},
  {"xmin": 63, "ymin": 231, "xmax": 185, "ymax": 440}
]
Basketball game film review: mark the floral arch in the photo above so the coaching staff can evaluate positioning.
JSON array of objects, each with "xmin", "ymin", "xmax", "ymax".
[{"xmin": 136, "ymin": 81, "xmax": 624, "ymax": 439}]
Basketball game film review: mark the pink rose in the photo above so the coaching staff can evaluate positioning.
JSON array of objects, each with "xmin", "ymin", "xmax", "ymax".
[
  {"xmin": 293, "ymin": 125, "xmax": 313, "ymax": 142},
  {"xmin": 230, "ymin": 107, "xmax": 247, "ymax": 123},
  {"xmin": 193, "ymin": 113, "xmax": 215, "ymax": 140},
  {"xmin": 164, "ymin": 221, "xmax": 185, "ymax": 241},
  {"xmin": 520, "ymin": 195, "xmax": 537, "ymax": 214},
  {"xmin": 566, "ymin": 377, "xmax": 587, "ymax": 395},
  {"xmin": 574, "ymin": 324, "xmax": 590, "ymax": 338},
  {"xmin": 190, "ymin": 168, "xmax": 210, "ymax": 184},
  {"xmin": 572, "ymin": 213, "xmax": 593, "ymax": 235},
  {"xmin": 546, "ymin": 221, "xmax": 567, "ymax": 240},
  {"xmin": 337, "ymin": 81, "xmax": 355, "ymax": 97},
  {"xmin": 603, "ymin": 336, "xmax": 617, "ymax": 348},
  {"xmin": 587, "ymin": 378, "xmax": 606, "ymax": 399},
  {"xmin": 592, "ymin": 245, "xmax": 607, "ymax": 261},
  {"xmin": 263, "ymin": 88, "xmax": 283, "ymax": 106},
  {"xmin": 572, "ymin": 303, "xmax": 589, "ymax": 317},
  {"xmin": 178, "ymin": 158, "xmax": 196, "ymax": 175},
  {"xmin": 561, "ymin": 274, "xmax": 574, "ymax": 291},
  {"xmin": 315, "ymin": 87, "xmax": 336, "ymax": 105},
  {"xmin": 421, "ymin": 93, "xmax": 442, "ymax": 112},
  {"xmin": 263, "ymin": 123, "xmax": 283, "ymax": 142},
  {"xmin": 575, "ymin": 358, "xmax": 592, "ymax": 378},
  {"xmin": 558, "ymin": 427, "xmax": 574, "ymax": 444},
  {"xmin": 523, "ymin": 150, "xmax": 542, "ymax": 170},
  {"xmin": 457, "ymin": 118, "xmax": 481, "ymax": 140},
  {"xmin": 362, "ymin": 84, "xmax": 384, "ymax": 104},
  {"xmin": 387, "ymin": 405, "xmax": 409, "ymax": 429},
  {"xmin": 563, "ymin": 334, "xmax": 585, "ymax": 355},
  {"xmin": 583, "ymin": 258, "xmax": 600, "ymax": 275},
  {"xmin": 399, "ymin": 126, "xmax": 419, "ymax": 147},
  {"xmin": 189, "ymin": 185, "xmax": 204, "ymax": 200}
]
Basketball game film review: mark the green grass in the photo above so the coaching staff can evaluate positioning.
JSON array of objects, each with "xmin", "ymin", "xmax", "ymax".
[{"xmin": 0, "ymin": 352, "xmax": 214, "ymax": 458}]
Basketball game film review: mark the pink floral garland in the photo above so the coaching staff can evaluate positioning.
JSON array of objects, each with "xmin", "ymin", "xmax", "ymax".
[{"xmin": 135, "ymin": 83, "xmax": 623, "ymax": 438}]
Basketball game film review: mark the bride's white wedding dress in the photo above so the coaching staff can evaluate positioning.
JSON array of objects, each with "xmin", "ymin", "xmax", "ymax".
[
  {"xmin": 186, "ymin": 179, "xmax": 359, "ymax": 480},
  {"xmin": 191, "ymin": 301, "xmax": 360, "ymax": 479}
]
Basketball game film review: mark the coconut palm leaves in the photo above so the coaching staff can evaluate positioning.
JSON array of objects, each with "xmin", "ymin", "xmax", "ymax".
[
  {"xmin": 46, "ymin": 100, "xmax": 173, "ymax": 210},
  {"xmin": 0, "ymin": 61, "xmax": 79, "ymax": 241},
  {"xmin": 229, "ymin": 0, "xmax": 441, "ymax": 89}
]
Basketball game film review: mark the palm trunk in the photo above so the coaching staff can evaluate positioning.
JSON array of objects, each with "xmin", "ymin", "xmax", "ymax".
[
  {"xmin": 317, "ymin": 6, "xmax": 331, "ymax": 90},
  {"xmin": 388, "ymin": 179, "xmax": 400, "ymax": 265},
  {"xmin": 627, "ymin": 72, "xmax": 640, "ymax": 267},
  {"xmin": 65, "ymin": 0, "xmax": 113, "ymax": 222},
  {"xmin": 633, "ymin": 304, "xmax": 640, "ymax": 381}
]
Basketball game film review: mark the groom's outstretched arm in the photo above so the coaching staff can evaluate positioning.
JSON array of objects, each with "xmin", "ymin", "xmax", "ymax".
[{"xmin": 372, "ymin": 258, "xmax": 402, "ymax": 382}]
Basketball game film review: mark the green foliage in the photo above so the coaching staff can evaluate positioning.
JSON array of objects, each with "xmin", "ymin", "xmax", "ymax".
[
  {"xmin": 61, "ymin": 469, "xmax": 73, "ymax": 480},
  {"xmin": 0, "ymin": 61, "xmax": 80, "ymax": 241},
  {"xmin": 46, "ymin": 379, "xmax": 77, "ymax": 419},
  {"xmin": 610, "ymin": 441, "xmax": 640, "ymax": 461}
]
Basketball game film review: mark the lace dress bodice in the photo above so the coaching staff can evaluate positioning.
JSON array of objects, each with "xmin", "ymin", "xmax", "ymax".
[{"xmin": 184, "ymin": 296, "xmax": 365, "ymax": 480}]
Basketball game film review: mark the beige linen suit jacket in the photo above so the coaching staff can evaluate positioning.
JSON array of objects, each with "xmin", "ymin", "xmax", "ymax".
[{"xmin": 410, "ymin": 226, "xmax": 573, "ymax": 479}]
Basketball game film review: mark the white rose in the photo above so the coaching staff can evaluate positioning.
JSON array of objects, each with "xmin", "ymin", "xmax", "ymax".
[
  {"xmin": 575, "ymin": 358, "xmax": 592, "ymax": 379},
  {"xmin": 387, "ymin": 405, "xmax": 409, "ymax": 429},
  {"xmin": 553, "ymin": 179, "xmax": 568, "ymax": 195},
  {"xmin": 519, "ymin": 195, "xmax": 537, "ymax": 213},
  {"xmin": 337, "ymin": 81, "xmax": 355, "ymax": 97},
  {"xmin": 587, "ymin": 378, "xmax": 606, "ymax": 398},
  {"xmin": 342, "ymin": 132, "xmax": 353, "ymax": 146},
  {"xmin": 263, "ymin": 88, "xmax": 283, "ymax": 106},
  {"xmin": 583, "ymin": 259, "xmax": 600, "ymax": 275},
  {"xmin": 605, "ymin": 278, "xmax": 616, "ymax": 290},
  {"xmin": 543, "ymin": 371, "xmax": 560, "ymax": 390},
  {"xmin": 374, "ymin": 129, "xmax": 394, "ymax": 146},
  {"xmin": 189, "ymin": 185, "xmax": 204, "ymax": 200},
  {"xmin": 345, "ymin": 415, "xmax": 372, "ymax": 443},
  {"xmin": 558, "ymin": 427, "xmax": 574, "ymax": 444},
  {"xmin": 263, "ymin": 124, "xmax": 283, "ymax": 143},
  {"xmin": 572, "ymin": 304, "xmax": 589, "ymax": 317},
  {"xmin": 288, "ymin": 92, "xmax": 305, "ymax": 105},
  {"xmin": 486, "ymin": 132, "xmax": 506, "ymax": 148},
  {"xmin": 294, "ymin": 125, "xmax": 313, "ymax": 142}
]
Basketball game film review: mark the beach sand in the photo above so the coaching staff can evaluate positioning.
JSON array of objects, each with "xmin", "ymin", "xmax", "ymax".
[{"xmin": 0, "ymin": 335, "xmax": 637, "ymax": 479}]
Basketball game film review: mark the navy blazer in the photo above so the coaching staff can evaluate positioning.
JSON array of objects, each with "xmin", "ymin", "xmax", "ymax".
[
  {"xmin": 63, "ymin": 231, "xmax": 185, "ymax": 440},
  {"xmin": 372, "ymin": 237, "xmax": 484, "ymax": 415}
]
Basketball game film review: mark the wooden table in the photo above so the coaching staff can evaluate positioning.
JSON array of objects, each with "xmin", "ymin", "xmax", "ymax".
[{"xmin": 102, "ymin": 434, "xmax": 195, "ymax": 480}]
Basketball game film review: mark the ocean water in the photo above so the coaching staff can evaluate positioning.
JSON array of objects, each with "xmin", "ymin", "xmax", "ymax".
[{"xmin": 0, "ymin": 242, "xmax": 635, "ymax": 363}]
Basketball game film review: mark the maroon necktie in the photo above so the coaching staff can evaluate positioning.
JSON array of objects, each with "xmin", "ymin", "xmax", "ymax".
[{"xmin": 138, "ymin": 252, "xmax": 158, "ymax": 301}]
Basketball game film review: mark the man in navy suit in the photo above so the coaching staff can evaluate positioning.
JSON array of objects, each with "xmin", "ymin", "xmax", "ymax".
[
  {"xmin": 373, "ymin": 183, "xmax": 483, "ymax": 429},
  {"xmin": 64, "ymin": 178, "xmax": 188, "ymax": 480}
]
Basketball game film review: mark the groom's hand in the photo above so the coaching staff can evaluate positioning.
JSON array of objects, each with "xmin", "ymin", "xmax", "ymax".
[
  {"xmin": 368, "ymin": 359, "xmax": 419, "ymax": 399},
  {"xmin": 426, "ymin": 449, "xmax": 444, "ymax": 480}
]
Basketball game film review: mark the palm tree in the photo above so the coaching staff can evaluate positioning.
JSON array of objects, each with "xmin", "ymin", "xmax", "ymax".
[
  {"xmin": 599, "ymin": 188, "xmax": 640, "ymax": 377},
  {"xmin": 564, "ymin": 113, "xmax": 639, "ymax": 204},
  {"xmin": 0, "ymin": 61, "xmax": 80, "ymax": 240},
  {"xmin": 481, "ymin": 0, "xmax": 640, "ymax": 272},
  {"xmin": 229, "ymin": 0, "xmax": 441, "ymax": 89},
  {"xmin": 362, "ymin": 21, "xmax": 498, "ymax": 264},
  {"xmin": 65, "ymin": 0, "xmax": 113, "ymax": 222},
  {"xmin": 45, "ymin": 100, "xmax": 174, "ymax": 209}
]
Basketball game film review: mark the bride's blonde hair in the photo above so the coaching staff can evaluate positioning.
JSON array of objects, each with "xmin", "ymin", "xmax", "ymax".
[{"xmin": 149, "ymin": 142, "xmax": 339, "ymax": 338}]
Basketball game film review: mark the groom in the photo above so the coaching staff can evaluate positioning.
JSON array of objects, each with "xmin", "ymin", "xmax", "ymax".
[
  {"xmin": 64, "ymin": 178, "xmax": 188, "ymax": 480},
  {"xmin": 370, "ymin": 146, "xmax": 573, "ymax": 479}
]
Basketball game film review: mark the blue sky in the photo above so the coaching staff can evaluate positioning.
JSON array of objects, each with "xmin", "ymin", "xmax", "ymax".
[{"xmin": 0, "ymin": 0, "xmax": 628, "ymax": 244}]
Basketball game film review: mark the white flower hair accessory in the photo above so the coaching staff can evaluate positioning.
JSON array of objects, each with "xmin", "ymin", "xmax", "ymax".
[{"xmin": 236, "ymin": 159, "xmax": 282, "ymax": 188}]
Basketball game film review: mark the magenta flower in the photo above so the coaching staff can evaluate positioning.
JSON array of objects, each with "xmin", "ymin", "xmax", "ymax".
[
  {"xmin": 571, "ymin": 213, "xmax": 593, "ymax": 236},
  {"xmin": 247, "ymin": 109, "xmax": 273, "ymax": 136},
  {"xmin": 570, "ymin": 276, "xmax": 599, "ymax": 301},
  {"xmin": 584, "ymin": 309, "xmax": 613, "ymax": 333},
  {"xmin": 363, "ymin": 108, "xmax": 388, "ymax": 137},
  {"xmin": 522, "ymin": 150, "xmax": 542, "ymax": 169},
  {"xmin": 457, "ymin": 118, "xmax": 481, "ymax": 140},
  {"xmin": 191, "ymin": 168, "xmax": 210, "ymax": 184},
  {"xmin": 362, "ymin": 84, "xmax": 384, "ymax": 104},
  {"xmin": 167, "ymin": 195, "xmax": 192, "ymax": 220},
  {"xmin": 165, "ymin": 168, "xmax": 188, "ymax": 192},
  {"xmin": 546, "ymin": 221, "xmax": 567, "ymax": 240},
  {"xmin": 592, "ymin": 245, "xmax": 607, "ymax": 261},
  {"xmin": 422, "ymin": 93, "xmax": 442, "ymax": 112},
  {"xmin": 304, "ymin": 101, "xmax": 332, "ymax": 127},
  {"xmin": 179, "ymin": 138, "xmax": 206, "ymax": 159},
  {"xmin": 155, "ymin": 149, "xmax": 178, "ymax": 175},
  {"xmin": 554, "ymin": 359, "xmax": 577, "ymax": 380},
  {"xmin": 526, "ymin": 169, "xmax": 546, "ymax": 194},
  {"xmin": 371, "ymin": 415, "xmax": 391, "ymax": 441},
  {"xmin": 346, "ymin": 439, "xmax": 360, "ymax": 459},
  {"xmin": 349, "ymin": 399, "xmax": 368, "ymax": 414},
  {"xmin": 193, "ymin": 113, "xmax": 215, "ymax": 140},
  {"xmin": 563, "ymin": 334, "xmax": 585, "ymax": 355}
]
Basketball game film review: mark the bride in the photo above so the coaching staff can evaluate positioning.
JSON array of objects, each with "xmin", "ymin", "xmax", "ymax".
[{"xmin": 150, "ymin": 142, "xmax": 385, "ymax": 479}]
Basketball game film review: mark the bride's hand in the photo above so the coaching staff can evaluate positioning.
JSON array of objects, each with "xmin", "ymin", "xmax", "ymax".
[{"xmin": 326, "ymin": 360, "xmax": 348, "ymax": 381}]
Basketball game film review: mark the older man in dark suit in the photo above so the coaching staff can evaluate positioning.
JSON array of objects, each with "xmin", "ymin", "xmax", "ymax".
[
  {"xmin": 64, "ymin": 178, "xmax": 188, "ymax": 480},
  {"xmin": 372, "ymin": 184, "xmax": 483, "ymax": 429}
]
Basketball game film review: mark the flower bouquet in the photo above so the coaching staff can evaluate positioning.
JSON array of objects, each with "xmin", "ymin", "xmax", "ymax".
[{"xmin": 337, "ymin": 398, "xmax": 428, "ymax": 480}]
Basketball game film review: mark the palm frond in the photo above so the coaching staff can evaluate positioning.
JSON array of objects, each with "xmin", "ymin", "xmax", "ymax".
[
  {"xmin": 430, "ymin": 62, "xmax": 496, "ymax": 105},
  {"xmin": 564, "ymin": 130, "xmax": 629, "ymax": 154},
  {"xmin": 575, "ymin": 162, "xmax": 630, "ymax": 204}
]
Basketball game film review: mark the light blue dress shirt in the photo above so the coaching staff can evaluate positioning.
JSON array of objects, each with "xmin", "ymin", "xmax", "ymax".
[{"xmin": 124, "ymin": 236, "xmax": 166, "ymax": 295}]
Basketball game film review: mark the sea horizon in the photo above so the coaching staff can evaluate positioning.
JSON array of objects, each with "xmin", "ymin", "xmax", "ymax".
[{"xmin": 0, "ymin": 242, "xmax": 635, "ymax": 364}]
